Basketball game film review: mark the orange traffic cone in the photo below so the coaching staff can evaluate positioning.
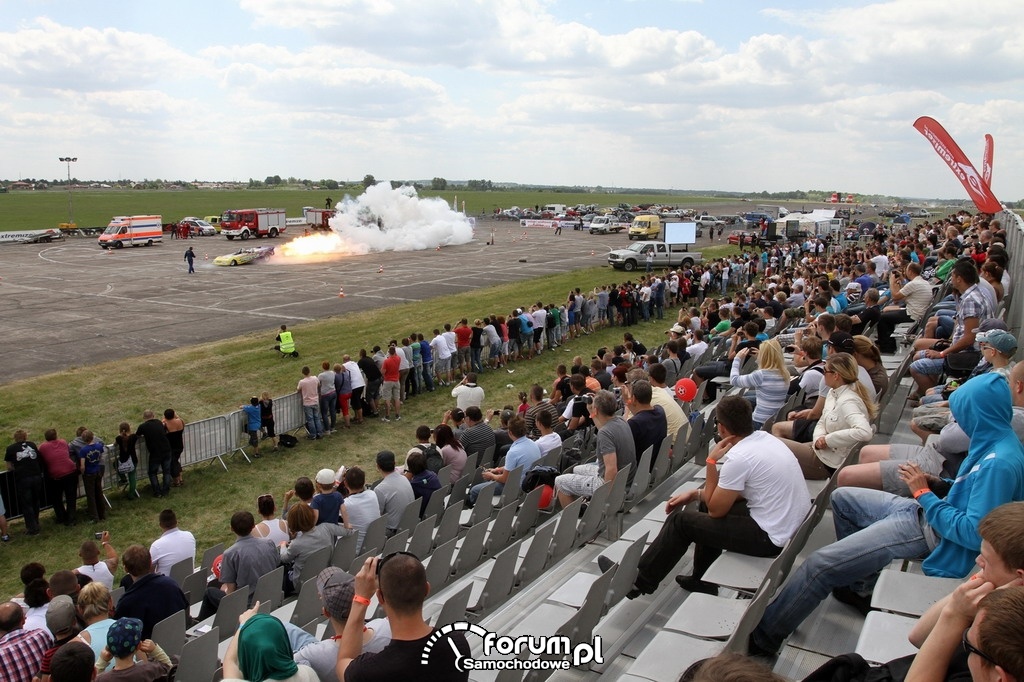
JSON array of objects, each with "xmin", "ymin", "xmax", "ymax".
[
  {"xmin": 591, "ymin": 250, "xmax": 595, "ymax": 256},
  {"xmin": 338, "ymin": 286, "xmax": 345, "ymax": 298},
  {"xmin": 204, "ymin": 253, "xmax": 209, "ymax": 260},
  {"xmin": 377, "ymin": 264, "xmax": 384, "ymax": 274}
]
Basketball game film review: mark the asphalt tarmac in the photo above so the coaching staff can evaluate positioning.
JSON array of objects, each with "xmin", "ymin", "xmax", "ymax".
[
  {"xmin": 1, "ymin": 201, "xmax": 864, "ymax": 384},
  {"xmin": 0, "ymin": 220, "xmax": 652, "ymax": 384}
]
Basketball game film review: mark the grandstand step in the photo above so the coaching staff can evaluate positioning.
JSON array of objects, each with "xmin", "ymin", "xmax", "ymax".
[
  {"xmin": 621, "ymin": 519, "xmax": 661, "ymax": 544},
  {"xmin": 547, "ymin": 570, "xmax": 601, "ymax": 608},
  {"xmin": 623, "ymin": 631, "xmax": 723, "ymax": 681},
  {"xmin": 854, "ymin": 611, "xmax": 919, "ymax": 664},
  {"xmin": 663, "ymin": 592, "xmax": 750, "ymax": 640}
]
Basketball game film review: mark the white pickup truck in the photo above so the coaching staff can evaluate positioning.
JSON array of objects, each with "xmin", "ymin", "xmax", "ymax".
[
  {"xmin": 607, "ymin": 241, "xmax": 702, "ymax": 272},
  {"xmin": 588, "ymin": 216, "xmax": 630, "ymax": 234}
]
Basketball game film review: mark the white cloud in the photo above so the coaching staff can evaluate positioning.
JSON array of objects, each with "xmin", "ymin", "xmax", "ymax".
[{"xmin": 0, "ymin": 1, "xmax": 1022, "ymax": 198}]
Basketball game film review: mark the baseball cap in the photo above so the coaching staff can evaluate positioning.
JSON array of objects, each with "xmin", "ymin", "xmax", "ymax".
[
  {"xmin": 45, "ymin": 595, "xmax": 76, "ymax": 635},
  {"xmin": 316, "ymin": 567, "xmax": 355, "ymax": 621},
  {"xmin": 828, "ymin": 332, "xmax": 855, "ymax": 354},
  {"xmin": 667, "ymin": 324, "xmax": 685, "ymax": 335},
  {"xmin": 315, "ymin": 468, "xmax": 336, "ymax": 486},
  {"xmin": 107, "ymin": 617, "xmax": 144, "ymax": 658},
  {"xmin": 977, "ymin": 329, "xmax": 1017, "ymax": 355},
  {"xmin": 845, "ymin": 282, "xmax": 862, "ymax": 292},
  {"xmin": 977, "ymin": 318, "xmax": 1009, "ymax": 333}
]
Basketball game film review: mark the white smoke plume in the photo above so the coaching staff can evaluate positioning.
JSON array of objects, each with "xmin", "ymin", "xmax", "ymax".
[{"xmin": 277, "ymin": 183, "xmax": 474, "ymax": 261}]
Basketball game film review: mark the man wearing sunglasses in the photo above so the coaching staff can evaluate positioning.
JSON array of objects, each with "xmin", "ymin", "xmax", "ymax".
[{"xmin": 336, "ymin": 553, "xmax": 470, "ymax": 680}]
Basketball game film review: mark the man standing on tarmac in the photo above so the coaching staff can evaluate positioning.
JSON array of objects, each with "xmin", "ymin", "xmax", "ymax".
[{"xmin": 183, "ymin": 247, "xmax": 195, "ymax": 274}]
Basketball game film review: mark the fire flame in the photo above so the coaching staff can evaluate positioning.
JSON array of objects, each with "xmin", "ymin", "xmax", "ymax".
[{"xmin": 277, "ymin": 233, "xmax": 351, "ymax": 261}]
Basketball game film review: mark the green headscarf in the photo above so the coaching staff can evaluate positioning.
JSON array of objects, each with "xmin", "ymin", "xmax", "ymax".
[{"xmin": 237, "ymin": 614, "xmax": 299, "ymax": 682}]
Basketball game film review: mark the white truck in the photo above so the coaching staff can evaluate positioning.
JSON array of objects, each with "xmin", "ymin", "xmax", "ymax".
[
  {"xmin": 588, "ymin": 216, "xmax": 630, "ymax": 234},
  {"xmin": 607, "ymin": 241, "xmax": 702, "ymax": 271},
  {"xmin": 220, "ymin": 208, "xmax": 287, "ymax": 240}
]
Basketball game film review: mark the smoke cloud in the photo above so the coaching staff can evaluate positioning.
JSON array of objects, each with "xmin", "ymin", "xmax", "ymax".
[{"xmin": 277, "ymin": 183, "xmax": 474, "ymax": 261}]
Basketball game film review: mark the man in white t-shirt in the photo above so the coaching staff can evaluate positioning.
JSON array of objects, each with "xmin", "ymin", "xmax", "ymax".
[
  {"xmin": 615, "ymin": 396, "xmax": 810, "ymax": 598},
  {"xmin": 149, "ymin": 509, "xmax": 196, "ymax": 576},
  {"xmin": 876, "ymin": 261, "xmax": 934, "ymax": 352},
  {"xmin": 430, "ymin": 328, "xmax": 453, "ymax": 386}
]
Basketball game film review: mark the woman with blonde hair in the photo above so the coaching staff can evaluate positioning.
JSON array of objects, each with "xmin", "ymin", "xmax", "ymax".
[
  {"xmin": 779, "ymin": 353, "xmax": 876, "ymax": 479},
  {"xmin": 76, "ymin": 581, "xmax": 115, "ymax": 668},
  {"xmin": 852, "ymin": 335, "xmax": 888, "ymax": 396},
  {"xmin": 730, "ymin": 339, "xmax": 791, "ymax": 429}
]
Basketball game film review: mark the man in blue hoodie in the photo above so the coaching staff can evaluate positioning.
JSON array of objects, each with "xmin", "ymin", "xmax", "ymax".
[{"xmin": 749, "ymin": 368, "xmax": 1024, "ymax": 658}]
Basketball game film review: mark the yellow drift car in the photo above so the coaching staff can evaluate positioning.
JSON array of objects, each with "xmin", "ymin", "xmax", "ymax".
[{"xmin": 213, "ymin": 245, "xmax": 275, "ymax": 266}]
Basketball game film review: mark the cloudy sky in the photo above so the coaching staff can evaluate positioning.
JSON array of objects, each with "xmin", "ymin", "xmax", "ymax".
[{"xmin": 1, "ymin": 0, "xmax": 1021, "ymax": 199}]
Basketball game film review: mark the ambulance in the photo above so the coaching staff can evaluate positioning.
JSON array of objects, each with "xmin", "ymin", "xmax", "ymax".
[{"xmin": 98, "ymin": 215, "xmax": 163, "ymax": 249}]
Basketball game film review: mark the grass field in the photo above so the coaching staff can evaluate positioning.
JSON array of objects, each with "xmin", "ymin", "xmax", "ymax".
[
  {"xmin": 0, "ymin": 187, "xmax": 735, "ymax": 231},
  {"xmin": 0, "ymin": 251, "xmax": 744, "ymax": 598}
]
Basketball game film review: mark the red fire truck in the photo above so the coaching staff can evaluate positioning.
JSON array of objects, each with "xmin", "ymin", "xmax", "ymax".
[{"xmin": 220, "ymin": 208, "xmax": 287, "ymax": 240}]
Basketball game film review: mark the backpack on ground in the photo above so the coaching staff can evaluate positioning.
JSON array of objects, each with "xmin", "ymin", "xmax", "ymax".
[{"xmin": 278, "ymin": 433, "xmax": 299, "ymax": 448}]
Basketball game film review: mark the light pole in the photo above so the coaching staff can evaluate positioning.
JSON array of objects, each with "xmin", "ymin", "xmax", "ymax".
[{"xmin": 59, "ymin": 156, "xmax": 77, "ymax": 227}]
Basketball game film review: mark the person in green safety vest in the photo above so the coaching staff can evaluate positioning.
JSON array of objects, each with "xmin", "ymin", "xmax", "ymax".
[{"xmin": 276, "ymin": 325, "xmax": 297, "ymax": 356}]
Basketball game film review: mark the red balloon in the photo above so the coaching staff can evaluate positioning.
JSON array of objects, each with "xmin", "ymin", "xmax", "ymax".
[{"xmin": 674, "ymin": 377, "xmax": 697, "ymax": 402}]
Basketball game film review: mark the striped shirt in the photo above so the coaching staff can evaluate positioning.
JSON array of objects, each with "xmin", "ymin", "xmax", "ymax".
[{"xmin": 730, "ymin": 359, "xmax": 790, "ymax": 426}]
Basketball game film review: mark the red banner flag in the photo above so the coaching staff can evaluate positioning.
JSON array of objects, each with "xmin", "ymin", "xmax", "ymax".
[
  {"xmin": 912, "ymin": 116, "xmax": 1001, "ymax": 214},
  {"xmin": 983, "ymin": 133, "xmax": 994, "ymax": 187}
]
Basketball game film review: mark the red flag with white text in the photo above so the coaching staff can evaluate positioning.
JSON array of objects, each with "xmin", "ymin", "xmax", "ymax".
[{"xmin": 912, "ymin": 117, "xmax": 1001, "ymax": 214}]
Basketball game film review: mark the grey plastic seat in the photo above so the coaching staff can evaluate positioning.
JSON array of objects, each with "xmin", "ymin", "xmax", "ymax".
[
  {"xmin": 854, "ymin": 611, "xmax": 919, "ymax": 664},
  {"xmin": 424, "ymin": 537, "xmax": 458, "ymax": 592},
  {"xmin": 460, "ymin": 482, "xmax": 495, "ymax": 527},
  {"xmin": 151, "ymin": 609, "xmax": 186, "ymax": 660},
  {"xmin": 477, "ymin": 444, "xmax": 497, "ymax": 469},
  {"xmin": 200, "ymin": 543, "xmax": 224, "ymax": 574},
  {"xmin": 575, "ymin": 477, "xmax": 614, "ymax": 546},
  {"xmin": 467, "ymin": 540, "xmax": 522, "ymax": 619},
  {"xmin": 651, "ymin": 437, "xmax": 673, "ymax": 485},
  {"xmin": 407, "ymin": 515, "xmax": 436, "ymax": 560},
  {"xmin": 396, "ymin": 498, "xmax": 422, "ymax": 533},
  {"xmin": 211, "ymin": 587, "xmax": 248, "ymax": 641},
  {"xmin": 330, "ymin": 532, "xmax": 358, "ymax": 570},
  {"xmin": 548, "ymin": 499, "xmax": 583, "ymax": 565},
  {"xmin": 624, "ymin": 448, "xmax": 653, "ymax": 508},
  {"xmin": 606, "ymin": 532, "xmax": 648, "ymax": 608},
  {"xmin": 296, "ymin": 546, "xmax": 331, "ymax": 587},
  {"xmin": 380, "ymin": 528, "xmax": 410, "ymax": 558},
  {"xmin": 870, "ymin": 570, "xmax": 962, "ymax": 617},
  {"xmin": 493, "ymin": 466, "xmax": 524, "ymax": 508},
  {"xmin": 359, "ymin": 515, "xmax": 388, "ymax": 556},
  {"xmin": 168, "ymin": 557, "xmax": 194, "ymax": 588},
  {"xmin": 289, "ymin": 577, "xmax": 323, "ymax": 626},
  {"xmin": 538, "ymin": 446, "xmax": 561, "ymax": 469},
  {"xmin": 511, "ymin": 487, "xmax": 543, "ymax": 541},
  {"xmin": 433, "ymin": 582, "xmax": 473, "ymax": 628},
  {"xmin": 453, "ymin": 519, "xmax": 489, "ymax": 576},
  {"xmin": 181, "ymin": 570, "xmax": 208, "ymax": 607},
  {"xmin": 447, "ymin": 473, "xmax": 472, "ymax": 508},
  {"xmin": 484, "ymin": 502, "xmax": 518, "ymax": 557},
  {"xmin": 433, "ymin": 500, "xmax": 464, "ymax": 549},
  {"xmin": 174, "ymin": 626, "xmax": 219, "ymax": 682},
  {"xmin": 252, "ymin": 565, "xmax": 285, "ymax": 611},
  {"xmin": 349, "ymin": 549, "xmax": 377, "ymax": 575},
  {"xmin": 436, "ymin": 465, "xmax": 453, "ymax": 487},
  {"xmin": 422, "ymin": 484, "xmax": 449, "ymax": 524},
  {"xmin": 515, "ymin": 519, "xmax": 556, "ymax": 587}
]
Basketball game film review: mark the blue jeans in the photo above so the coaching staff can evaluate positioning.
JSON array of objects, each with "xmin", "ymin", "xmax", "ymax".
[
  {"xmin": 751, "ymin": 488, "xmax": 933, "ymax": 653},
  {"xmin": 319, "ymin": 392, "xmax": 337, "ymax": 431},
  {"xmin": 468, "ymin": 481, "xmax": 503, "ymax": 507},
  {"xmin": 471, "ymin": 348, "xmax": 484, "ymax": 373},
  {"xmin": 420, "ymin": 361, "xmax": 435, "ymax": 391},
  {"xmin": 303, "ymin": 405, "xmax": 324, "ymax": 438}
]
